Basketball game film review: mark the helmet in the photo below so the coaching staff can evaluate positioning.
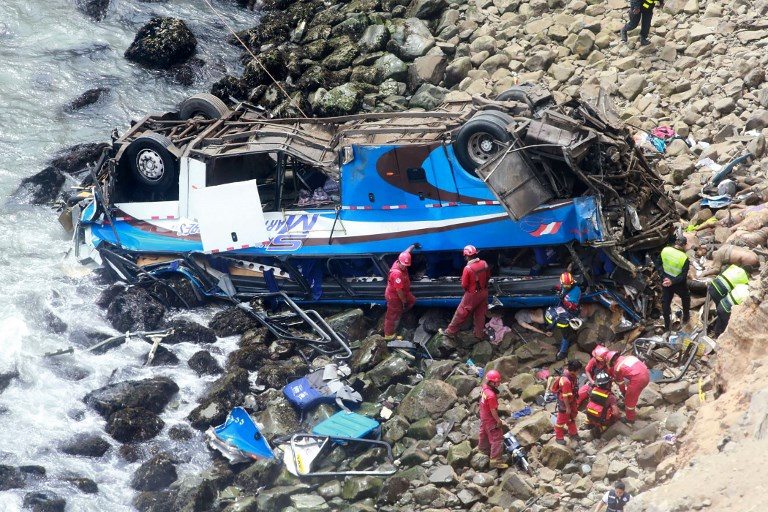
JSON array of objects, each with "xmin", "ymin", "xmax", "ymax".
[
  {"xmin": 605, "ymin": 351, "xmax": 618, "ymax": 365},
  {"xmin": 569, "ymin": 318, "xmax": 583, "ymax": 330},
  {"xmin": 398, "ymin": 252, "xmax": 412, "ymax": 267},
  {"xmin": 486, "ymin": 369, "xmax": 501, "ymax": 383},
  {"xmin": 463, "ymin": 245, "xmax": 478, "ymax": 257},
  {"xmin": 594, "ymin": 371, "xmax": 612, "ymax": 388},
  {"xmin": 560, "ymin": 272, "xmax": 575, "ymax": 287},
  {"xmin": 592, "ymin": 345, "xmax": 609, "ymax": 361}
]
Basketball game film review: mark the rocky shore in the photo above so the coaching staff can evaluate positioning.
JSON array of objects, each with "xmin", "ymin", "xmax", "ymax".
[{"xmin": 11, "ymin": 0, "xmax": 768, "ymax": 510}]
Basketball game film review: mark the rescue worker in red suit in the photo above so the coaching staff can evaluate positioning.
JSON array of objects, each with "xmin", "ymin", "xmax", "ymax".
[
  {"xmin": 551, "ymin": 360, "xmax": 583, "ymax": 445},
  {"xmin": 608, "ymin": 352, "xmax": 650, "ymax": 423},
  {"xmin": 443, "ymin": 245, "xmax": 490, "ymax": 340},
  {"xmin": 478, "ymin": 369, "xmax": 508, "ymax": 469},
  {"xmin": 585, "ymin": 345, "xmax": 617, "ymax": 384},
  {"xmin": 383, "ymin": 244, "xmax": 418, "ymax": 338}
]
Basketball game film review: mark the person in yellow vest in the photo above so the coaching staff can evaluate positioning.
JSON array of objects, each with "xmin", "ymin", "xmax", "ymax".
[
  {"xmin": 714, "ymin": 283, "xmax": 749, "ymax": 336},
  {"xmin": 707, "ymin": 264, "xmax": 749, "ymax": 305},
  {"xmin": 620, "ymin": 0, "xmax": 664, "ymax": 46},
  {"xmin": 658, "ymin": 236, "xmax": 690, "ymax": 331}
]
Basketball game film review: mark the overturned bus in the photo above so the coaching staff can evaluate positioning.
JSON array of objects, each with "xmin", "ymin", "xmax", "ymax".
[{"xmin": 65, "ymin": 85, "xmax": 676, "ymax": 316}]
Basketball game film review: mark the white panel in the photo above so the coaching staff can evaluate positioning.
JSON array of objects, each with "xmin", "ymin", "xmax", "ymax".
[
  {"xmin": 186, "ymin": 158, "xmax": 208, "ymax": 220},
  {"xmin": 191, "ymin": 180, "xmax": 269, "ymax": 253}
]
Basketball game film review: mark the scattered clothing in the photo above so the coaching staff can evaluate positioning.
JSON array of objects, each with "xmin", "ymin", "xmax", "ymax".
[
  {"xmin": 485, "ymin": 316, "xmax": 511, "ymax": 345},
  {"xmin": 511, "ymin": 406, "xmax": 532, "ymax": 420}
]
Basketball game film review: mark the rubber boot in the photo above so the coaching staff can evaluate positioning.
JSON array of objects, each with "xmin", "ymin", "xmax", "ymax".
[
  {"xmin": 640, "ymin": 37, "xmax": 651, "ymax": 46},
  {"xmin": 490, "ymin": 458, "xmax": 509, "ymax": 469}
]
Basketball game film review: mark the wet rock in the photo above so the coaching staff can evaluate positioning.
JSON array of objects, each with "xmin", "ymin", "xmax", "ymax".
[
  {"xmin": 326, "ymin": 309, "xmax": 367, "ymax": 341},
  {"xmin": 64, "ymin": 477, "xmax": 98, "ymax": 494},
  {"xmin": 290, "ymin": 493, "xmax": 330, "ymax": 511},
  {"xmin": 350, "ymin": 335, "xmax": 388, "ymax": 372},
  {"xmin": 317, "ymin": 83, "xmax": 364, "ymax": 116},
  {"xmin": 49, "ymin": 142, "xmax": 109, "ymax": 175},
  {"xmin": 188, "ymin": 369, "xmax": 250, "ymax": 430},
  {"xmin": 407, "ymin": 0, "xmax": 446, "ymax": 18},
  {"xmin": 398, "ymin": 379, "xmax": 457, "ymax": 421},
  {"xmin": 407, "ymin": 417, "xmax": 437, "ymax": 439},
  {"xmin": 342, "ymin": 476, "xmax": 383, "ymax": 500},
  {"xmin": 382, "ymin": 415, "xmax": 409, "ymax": 443},
  {"xmin": 209, "ymin": 307, "xmax": 260, "ymax": 337},
  {"xmin": 168, "ymin": 424, "xmax": 195, "ymax": 442},
  {"xmin": 373, "ymin": 53, "xmax": 409, "ymax": 83},
  {"xmin": 60, "ymin": 434, "xmax": 110, "ymax": 457},
  {"xmin": 84, "ymin": 376, "xmax": 179, "ymax": 418},
  {"xmin": 359, "ymin": 25, "xmax": 389, "ymax": 53},
  {"xmin": 172, "ymin": 474, "xmax": 217, "ymax": 512},
  {"xmin": 134, "ymin": 489, "xmax": 179, "ymax": 512},
  {"xmin": 257, "ymin": 485, "xmax": 309, "ymax": 510},
  {"xmin": 15, "ymin": 167, "xmax": 65, "ymax": 205},
  {"xmin": 106, "ymin": 407, "xmax": 165, "ymax": 443},
  {"xmin": 131, "ymin": 453, "xmax": 178, "ymax": 492},
  {"xmin": 254, "ymin": 393, "xmax": 301, "ymax": 438},
  {"xmin": 366, "ymin": 354, "xmax": 410, "ymax": 388},
  {"xmin": 20, "ymin": 466, "xmax": 46, "ymax": 479},
  {"xmin": 162, "ymin": 319, "xmax": 216, "ymax": 345},
  {"xmin": 125, "ymin": 17, "xmax": 197, "ymax": 68},
  {"xmin": 540, "ymin": 442, "xmax": 573, "ymax": 469},
  {"xmin": 0, "ymin": 369, "xmax": 19, "ymax": 394},
  {"xmin": 106, "ymin": 287, "xmax": 166, "ymax": 332},
  {"xmin": 447, "ymin": 440, "xmax": 472, "ymax": 468},
  {"xmin": 188, "ymin": 350, "xmax": 223, "ymax": 376},
  {"xmin": 76, "ymin": 0, "xmax": 110, "ymax": 21},
  {"xmin": 428, "ymin": 464, "xmax": 457, "ymax": 484},
  {"xmin": 378, "ymin": 476, "xmax": 408, "ymax": 504},
  {"xmin": 66, "ymin": 87, "xmax": 109, "ymax": 111},
  {"xmin": 23, "ymin": 492, "xmax": 66, "ymax": 512},
  {"xmin": 0, "ymin": 465, "xmax": 25, "ymax": 490},
  {"xmin": 144, "ymin": 345, "xmax": 179, "ymax": 366},
  {"xmin": 258, "ymin": 357, "xmax": 308, "ymax": 388}
]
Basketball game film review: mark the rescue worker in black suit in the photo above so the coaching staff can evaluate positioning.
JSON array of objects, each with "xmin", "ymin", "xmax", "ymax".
[{"xmin": 620, "ymin": 0, "xmax": 664, "ymax": 46}]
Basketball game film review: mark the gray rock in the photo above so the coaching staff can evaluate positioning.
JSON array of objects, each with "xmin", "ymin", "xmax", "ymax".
[
  {"xmin": 64, "ymin": 477, "xmax": 98, "ymax": 494},
  {"xmin": 60, "ymin": 434, "xmax": 111, "ymax": 458},
  {"xmin": 510, "ymin": 410, "xmax": 552, "ymax": 446},
  {"xmin": 161, "ymin": 319, "xmax": 216, "ymax": 345},
  {"xmin": 387, "ymin": 18, "xmax": 435, "ymax": 61},
  {"xmin": 540, "ymin": 442, "xmax": 573, "ymax": 470},
  {"xmin": 106, "ymin": 407, "xmax": 164, "ymax": 443},
  {"xmin": 359, "ymin": 25, "xmax": 390, "ymax": 53},
  {"xmin": 257, "ymin": 485, "xmax": 308, "ymax": 511},
  {"xmin": 350, "ymin": 335, "xmax": 389, "ymax": 372},
  {"xmin": 636, "ymin": 440, "xmax": 672, "ymax": 469},
  {"xmin": 76, "ymin": 0, "xmax": 109, "ymax": 21},
  {"xmin": 0, "ymin": 465, "xmax": 25, "ymax": 491},
  {"xmin": 508, "ymin": 373, "xmax": 535, "ymax": 393},
  {"xmin": 106, "ymin": 287, "xmax": 165, "ymax": 332},
  {"xmin": 661, "ymin": 381, "xmax": 691, "ymax": 404},
  {"xmin": 382, "ymin": 415, "xmax": 410, "ymax": 443},
  {"xmin": 746, "ymin": 110, "xmax": 768, "ymax": 131},
  {"xmin": 124, "ymin": 17, "xmax": 197, "ymax": 68},
  {"xmin": 409, "ymin": 83, "xmax": 448, "ymax": 109},
  {"xmin": 408, "ymin": 54, "xmax": 447, "ymax": 90},
  {"xmin": 713, "ymin": 97, "xmax": 736, "ymax": 115},
  {"xmin": 374, "ymin": 53, "xmax": 409, "ymax": 83},
  {"xmin": 342, "ymin": 476, "xmax": 383, "ymax": 500},
  {"xmin": 631, "ymin": 421, "xmax": 660, "ymax": 443},
  {"xmin": 290, "ymin": 494, "xmax": 330, "ymax": 511},
  {"xmin": 23, "ymin": 492, "xmax": 66, "ymax": 512},
  {"xmin": 187, "ymin": 369, "xmax": 249, "ymax": 430},
  {"xmin": 447, "ymin": 440, "xmax": 472, "ymax": 467},
  {"xmin": 398, "ymin": 379, "xmax": 457, "ymax": 421},
  {"xmin": 406, "ymin": 0, "xmax": 447, "ymax": 18},
  {"xmin": 377, "ymin": 476, "xmax": 409, "ymax": 504},
  {"xmin": 446, "ymin": 374, "xmax": 478, "ymax": 397},
  {"xmin": 131, "ymin": 453, "xmax": 177, "ymax": 492},
  {"xmin": 188, "ymin": 350, "xmax": 224, "ymax": 376},
  {"xmin": 326, "ymin": 309, "xmax": 367, "ymax": 342},
  {"xmin": 428, "ymin": 464, "xmax": 457, "ymax": 484},
  {"xmin": 84, "ymin": 377, "xmax": 179, "ymax": 418},
  {"xmin": 619, "ymin": 74, "xmax": 647, "ymax": 101},
  {"xmin": 254, "ymin": 394, "xmax": 300, "ymax": 438},
  {"xmin": 317, "ymin": 83, "xmax": 364, "ymax": 116},
  {"xmin": 367, "ymin": 354, "xmax": 410, "ymax": 388},
  {"xmin": 407, "ymin": 417, "xmax": 437, "ymax": 439},
  {"xmin": 570, "ymin": 30, "xmax": 595, "ymax": 58},
  {"xmin": 209, "ymin": 307, "xmax": 260, "ymax": 337},
  {"xmin": 323, "ymin": 41, "xmax": 360, "ymax": 71},
  {"xmin": 501, "ymin": 471, "xmax": 535, "ymax": 499},
  {"xmin": 444, "ymin": 56, "xmax": 473, "ymax": 87}
]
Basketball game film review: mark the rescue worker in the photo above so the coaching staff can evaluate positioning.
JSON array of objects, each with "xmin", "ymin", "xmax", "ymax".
[
  {"xmin": 608, "ymin": 352, "xmax": 650, "ymax": 424},
  {"xmin": 553, "ymin": 272, "xmax": 581, "ymax": 360},
  {"xmin": 714, "ymin": 283, "xmax": 750, "ymax": 337},
  {"xmin": 659, "ymin": 236, "xmax": 690, "ymax": 332},
  {"xmin": 707, "ymin": 264, "xmax": 749, "ymax": 305},
  {"xmin": 620, "ymin": 0, "xmax": 664, "ymax": 46},
  {"xmin": 578, "ymin": 370, "xmax": 620, "ymax": 434},
  {"xmin": 585, "ymin": 345, "xmax": 617, "ymax": 384},
  {"xmin": 443, "ymin": 245, "xmax": 490, "ymax": 340},
  {"xmin": 478, "ymin": 369, "xmax": 508, "ymax": 469},
  {"xmin": 595, "ymin": 481, "xmax": 631, "ymax": 512},
  {"xmin": 551, "ymin": 360, "xmax": 583, "ymax": 445},
  {"xmin": 383, "ymin": 244, "xmax": 418, "ymax": 339}
]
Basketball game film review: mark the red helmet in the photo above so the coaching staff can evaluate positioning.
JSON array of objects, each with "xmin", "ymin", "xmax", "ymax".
[
  {"xmin": 463, "ymin": 245, "xmax": 478, "ymax": 257},
  {"xmin": 605, "ymin": 351, "xmax": 619, "ymax": 365},
  {"xmin": 398, "ymin": 252, "xmax": 412, "ymax": 267},
  {"xmin": 560, "ymin": 272, "xmax": 575, "ymax": 287},
  {"xmin": 592, "ymin": 345, "xmax": 609, "ymax": 361},
  {"xmin": 486, "ymin": 369, "xmax": 501, "ymax": 383}
]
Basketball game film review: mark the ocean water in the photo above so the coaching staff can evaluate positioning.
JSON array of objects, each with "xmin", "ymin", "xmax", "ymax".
[{"xmin": 0, "ymin": 1, "xmax": 252, "ymax": 509}]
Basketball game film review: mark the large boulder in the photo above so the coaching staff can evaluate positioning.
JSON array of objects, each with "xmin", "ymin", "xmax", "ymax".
[
  {"xmin": 342, "ymin": 476, "xmax": 383, "ymax": 500},
  {"xmin": 0, "ymin": 465, "xmax": 25, "ymax": 491},
  {"xmin": 76, "ymin": 0, "xmax": 109, "ymax": 21},
  {"xmin": 131, "ymin": 453, "xmax": 178, "ymax": 492},
  {"xmin": 15, "ymin": 167, "xmax": 65, "ymax": 205},
  {"xmin": 351, "ymin": 335, "xmax": 389, "ymax": 372},
  {"xmin": 636, "ymin": 440, "xmax": 673, "ymax": 469},
  {"xmin": 326, "ymin": 309, "xmax": 367, "ymax": 342},
  {"xmin": 254, "ymin": 393, "xmax": 301, "ymax": 438},
  {"xmin": 540, "ymin": 442, "xmax": 573, "ymax": 470},
  {"xmin": 106, "ymin": 407, "xmax": 165, "ymax": 443},
  {"xmin": 59, "ymin": 434, "xmax": 111, "ymax": 457},
  {"xmin": 365, "ymin": 354, "xmax": 411, "ymax": 388},
  {"xmin": 398, "ymin": 379, "xmax": 457, "ymax": 421},
  {"xmin": 209, "ymin": 307, "xmax": 260, "ymax": 337},
  {"xmin": 373, "ymin": 53, "xmax": 409, "ymax": 83},
  {"xmin": 66, "ymin": 87, "xmax": 110, "ymax": 111},
  {"xmin": 484, "ymin": 355, "xmax": 518, "ymax": 381},
  {"xmin": 387, "ymin": 18, "xmax": 435, "ymax": 61},
  {"xmin": 188, "ymin": 350, "xmax": 224, "ymax": 376},
  {"xmin": 162, "ymin": 319, "xmax": 216, "ymax": 345},
  {"xmin": 188, "ymin": 369, "xmax": 250, "ymax": 430},
  {"xmin": 124, "ymin": 17, "xmax": 197, "ymax": 68},
  {"xmin": 406, "ymin": 0, "xmax": 446, "ymax": 18},
  {"xmin": 23, "ymin": 492, "xmax": 66, "ymax": 512},
  {"xmin": 257, "ymin": 357, "xmax": 308, "ymax": 389},
  {"xmin": 359, "ymin": 25, "xmax": 390, "ymax": 53},
  {"xmin": 575, "ymin": 306, "xmax": 618, "ymax": 351},
  {"xmin": 510, "ymin": 411, "xmax": 552, "ymax": 446},
  {"xmin": 317, "ymin": 84, "xmax": 364, "ymax": 116},
  {"xmin": 106, "ymin": 288, "xmax": 166, "ymax": 332},
  {"xmin": 409, "ymin": 83, "xmax": 448, "ymax": 109},
  {"xmin": 408, "ymin": 54, "xmax": 447, "ymax": 91},
  {"xmin": 84, "ymin": 377, "xmax": 179, "ymax": 418}
]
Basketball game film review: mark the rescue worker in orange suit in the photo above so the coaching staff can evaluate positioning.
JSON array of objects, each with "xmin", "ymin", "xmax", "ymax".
[
  {"xmin": 478, "ymin": 369, "xmax": 508, "ymax": 469},
  {"xmin": 383, "ymin": 244, "xmax": 419, "ymax": 339},
  {"xmin": 608, "ymin": 352, "xmax": 650, "ymax": 424},
  {"xmin": 551, "ymin": 360, "xmax": 583, "ymax": 445},
  {"xmin": 443, "ymin": 245, "xmax": 490, "ymax": 340},
  {"xmin": 620, "ymin": 0, "xmax": 664, "ymax": 46},
  {"xmin": 585, "ymin": 345, "xmax": 617, "ymax": 384}
]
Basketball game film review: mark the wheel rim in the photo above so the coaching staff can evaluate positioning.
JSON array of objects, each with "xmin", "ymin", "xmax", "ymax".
[
  {"xmin": 467, "ymin": 132, "xmax": 500, "ymax": 166},
  {"xmin": 136, "ymin": 149, "xmax": 165, "ymax": 181}
]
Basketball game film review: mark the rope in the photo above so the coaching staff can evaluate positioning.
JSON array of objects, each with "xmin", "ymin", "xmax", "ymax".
[{"xmin": 201, "ymin": 0, "xmax": 308, "ymax": 117}]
